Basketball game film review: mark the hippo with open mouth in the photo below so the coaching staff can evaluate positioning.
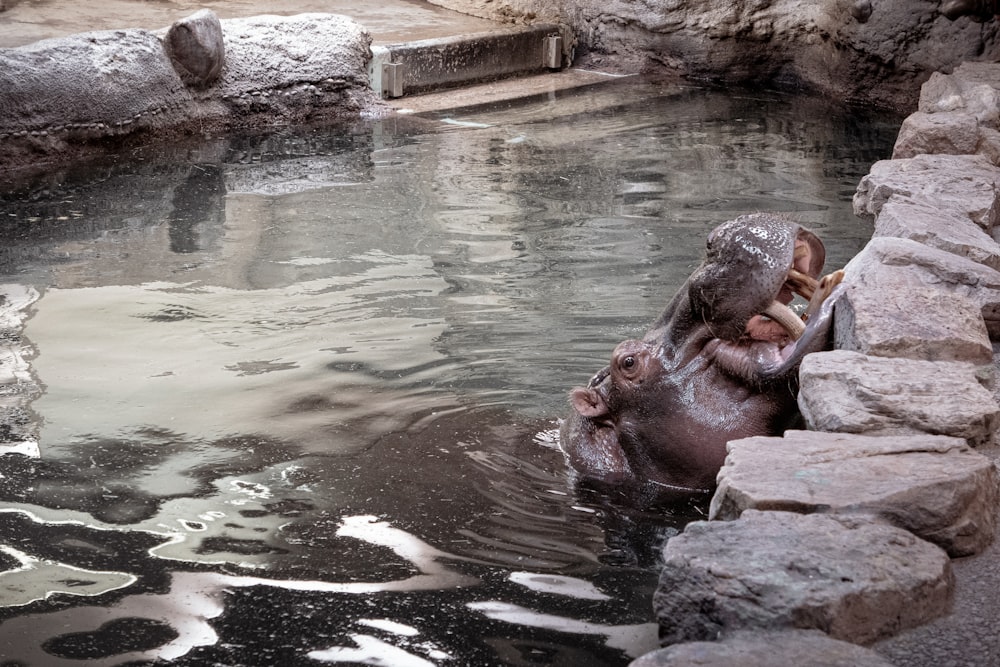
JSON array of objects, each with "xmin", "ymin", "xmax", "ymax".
[{"xmin": 559, "ymin": 213, "xmax": 844, "ymax": 495}]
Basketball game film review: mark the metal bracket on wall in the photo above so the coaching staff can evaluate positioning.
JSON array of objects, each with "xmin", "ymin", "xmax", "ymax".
[
  {"xmin": 369, "ymin": 46, "xmax": 404, "ymax": 99},
  {"xmin": 382, "ymin": 62, "xmax": 404, "ymax": 98},
  {"xmin": 544, "ymin": 34, "xmax": 563, "ymax": 69}
]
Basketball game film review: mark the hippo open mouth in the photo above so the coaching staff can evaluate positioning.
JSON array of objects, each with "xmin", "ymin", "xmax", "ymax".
[
  {"xmin": 561, "ymin": 213, "xmax": 846, "ymax": 493},
  {"xmin": 749, "ymin": 264, "xmax": 845, "ymax": 344}
]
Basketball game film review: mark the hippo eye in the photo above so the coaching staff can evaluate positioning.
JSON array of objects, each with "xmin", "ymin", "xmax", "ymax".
[{"xmin": 622, "ymin": 355, "xmax": 636, "ymax": 369}]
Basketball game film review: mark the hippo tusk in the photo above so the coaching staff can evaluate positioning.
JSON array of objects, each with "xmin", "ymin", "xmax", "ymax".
[
  {"xmin": 762, "ymin": 300, "xmax": 806, "ymax": 340},
  {"xmin": 786, "ymin": 268, "xmax": 819, "ymax": 300},
  {"xmin": 766, "ymin": 268, "xmax": 845, "ymax": 339},
  {"xmin": 803, "ymin": 269, "xmax": 845, "ymax": 319}
]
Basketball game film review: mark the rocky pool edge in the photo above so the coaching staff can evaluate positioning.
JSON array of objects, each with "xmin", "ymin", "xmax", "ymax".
[{"xmin": 633, "ymin": 61, "xmax": 1000, "ymax": 667}]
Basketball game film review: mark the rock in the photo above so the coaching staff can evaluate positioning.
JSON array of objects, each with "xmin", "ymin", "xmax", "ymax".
[
  {"xmin": 653, "ymin": 511, "xmax": 953, "ymax": 646},
  {"xmin": 853, "ymin": 153, "xmax": 1000, "ymax": 229},
  {"xmin": 798, "ymin": 350, "xmax": 1000, "ymax": 447},
  {"xmin": 429, "ymin": 0, "xmax": 1000, "ymax": 109},
  {"xmin": 836, "ymin": 236, "xmax": 1000, "ymax": 356},
  {"xmin": 919, "ymin": 61, "xmax": 1000, "ymax": 126},
  {"xmin": 710, "ymin": 430, "xmax": 1000, "ymax": 557},
  {"xmin": 892, "ymin": 110, "xmax": 981, "ymax": 159},
  {"xmin": 891, "ymin": 62, "xmax": 1000, "ymax": 164},
  {"xmin": 215, "ymin": 14, "xmax": 371, "ymax": 101},
  {"xmin": 163, "ymin": 9, "xmax": 225, "ymax": 87},
  {"xmin": 629, "ymin": 629, "xmax": 895, "ymax": 667},
  {"xmin": 873, "ymin": 195, "xmax": 1000, "ymax": 272},
  {"xmin": 0, "ymin": 14, "xmax": 377, "ymax": 173}
]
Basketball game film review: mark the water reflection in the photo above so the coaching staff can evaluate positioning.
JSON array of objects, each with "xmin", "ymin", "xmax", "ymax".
[{"xmin": 0, "ymin": 78, "xmax": 899, "ymax": 665}]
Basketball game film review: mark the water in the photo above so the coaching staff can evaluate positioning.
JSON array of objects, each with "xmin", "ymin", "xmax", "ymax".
[{"xmin": 0, "ymin": 78, "xmax": 899, "ymax": 666}]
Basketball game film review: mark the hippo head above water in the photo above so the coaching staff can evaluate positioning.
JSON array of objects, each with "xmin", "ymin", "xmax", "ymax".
[{"xmin": 560, "ymin": 213, "xmax": 844, "ymax": 496}]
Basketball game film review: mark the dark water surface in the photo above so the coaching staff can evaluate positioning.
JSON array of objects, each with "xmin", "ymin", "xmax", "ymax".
[{"xmin": 0, "ymin": 78, "xmax": 899, "ymax": 666}]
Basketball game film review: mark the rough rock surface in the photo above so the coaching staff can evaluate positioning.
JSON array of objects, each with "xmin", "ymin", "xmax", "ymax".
[
  {"xmin": 429, "ymin": 0, "xmax": 1000, "ymax": 109},
  {"xmin": 853, "ymin": 153, "xmax": 1000, "ymax": 229},
  {"xmin": 710, "ymin": 430, "xmax": 999, "ymax": 557},
  {"xmin": 0, "ymin": 12, "xmax": 379, "ymax": 174},
  {"xmin": 836, "ymin": 236, "xmax": 1000, "ymax": 357},
  {"xmin": 872, "ymin": 195, "xmax": 1000, "ymax": 272},
  {"xmin": 893, "ymin": 60, "xmax": 1000, "ymax": 164},
  {"xmin": 629, "ymin": 629, "xmax": 895, "ymax": 667},
  {"xmin": 654, "ymin": 511, "xmax": 953, "ymax": 646},
  {"xmin": 163, "ymin": 8, "xmax": 225, "ymax": 87},
  {"xmin": 797, "ymin": 350, "xmax": 1000, "ymax": 447}
]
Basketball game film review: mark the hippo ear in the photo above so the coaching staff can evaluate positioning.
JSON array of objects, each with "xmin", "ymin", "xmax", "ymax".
[
  {"xmin": 796, "ymin": 228, "xmax": 826, "ymax": 277},
  {"xmin": 570, "ymin": 387, "xmax": 609, "ymax": 418}
]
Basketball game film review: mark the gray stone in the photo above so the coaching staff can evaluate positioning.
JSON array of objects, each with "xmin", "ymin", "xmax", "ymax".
[
  {"xmin": 919, "ymin": 61, "xmax": 1000, "ymax": 127},
  {"xmin": 835, "ymin": 280, "xmax": 992, "ymax": 363},
  {"xmin": 892, "ymin": 110, "xmax": 981, "ymax": 159},
  {"xmin": 163, "ymin": 9, "xmax": 225, "ymax": 87},
  {"xmin": 710, "ymin": 430, "xmax": 1000, "ymax": 557},
  {"xmin": 873, "ymin": 194, "xmax": 1000, "ymax": 272},
  {"xmin": 0, "ymin": 14, "xmax": 377, "ymax": 172},
  {"xmin": 629, "ymin": 630, "xmax": 895, "ymax": 667},
  {"xmin": 853, "ymin": 153, "xmax": 1000, "ymax": 229},
  {"xmin": 653, "ymin": 511, "xmax": 953, "ymax": 646},
  {"xmin": 836, "ymin": 236, "xmax": 999, "ymax": 356},
  {"xmin": 798, "ymin": 350, "xmax": 1000, "ymax": 447}
]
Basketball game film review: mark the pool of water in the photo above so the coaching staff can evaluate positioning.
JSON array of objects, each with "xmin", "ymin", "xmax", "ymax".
[{"xmin": 0, "ymin": 77, "xmax": 900, "ymax": 666}]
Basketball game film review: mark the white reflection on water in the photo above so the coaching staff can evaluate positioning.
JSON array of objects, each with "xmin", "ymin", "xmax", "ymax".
[
  {"xmin": 0, "ymin": 512, "xmax": 479, "ymax": 665},
  {"xmin": 308, "ymin": 634, "xmax": 440, "ymax": 667},
  {"xmin": 0, "ymin": 544, "xmax": 136, "ymax": 606},
  {"xmin": 467, "ymin": 601, "xmax": 659, "ymax": 658},
  {"xmin": 508, "ymin": 571, "xmax": 611, "ymax": 600}
]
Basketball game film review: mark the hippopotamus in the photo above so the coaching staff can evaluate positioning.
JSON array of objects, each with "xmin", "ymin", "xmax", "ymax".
[{"xmin": 559, "ymin": 213, "xmax": 844, "ymax": 495}]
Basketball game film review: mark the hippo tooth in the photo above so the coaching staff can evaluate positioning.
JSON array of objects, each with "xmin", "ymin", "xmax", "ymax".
[
  {"xmin": 803, "ymin": 269, "xmax": 845, "ymax": 319},
  {"xmin": 786, "ymin": 268, "xmax": 819, "ymax": 300},
  {"xmin": 762, "ymin": 301, "xmax": 806, "ymax": 340}
]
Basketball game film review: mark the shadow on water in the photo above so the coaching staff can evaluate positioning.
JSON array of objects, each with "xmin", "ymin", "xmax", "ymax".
[{"xmin": 0, "ymin": 77, "xmax": 901, "ymax": 665}]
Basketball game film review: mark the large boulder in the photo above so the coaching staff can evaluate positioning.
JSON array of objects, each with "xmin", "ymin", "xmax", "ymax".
[
  {"xmin": 653, "ymin": 511, "xmax": 953, "ymax": 645},
  {"xmin": 853, "ymin": 153, "xmax": 1000, "ymax": 229},
  {"xmin": 836, "ymin": 236, "xmax": 1000, "ymax": 357},
  {"xmin": 872, "ymin": 195, "xmax": 1000, "ymax": 272},
  {"xmin": 797, "ymin": 350, "xmax": 1000, "ymax": 447},
  {"xmin": 710, "ymin": 430, "xmax": 1000, "ymax": 557},
  {"xmin": 629, "ymin": 629, "xmax": 895, "ymax": 667},
  {"xmin": 892, "ymin": 61, "xmax": 1000, "ymax": 163}
]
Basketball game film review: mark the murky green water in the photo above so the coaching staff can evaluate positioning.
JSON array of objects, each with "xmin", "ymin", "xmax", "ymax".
[{"xmin": 0, "ymin": 78, "xmax": 899, "ymax": 666}]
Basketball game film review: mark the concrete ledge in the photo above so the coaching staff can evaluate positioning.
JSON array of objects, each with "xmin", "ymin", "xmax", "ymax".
[{"xmin": 369, "ymin": 23, "xmax": 569, "ymax": 98}]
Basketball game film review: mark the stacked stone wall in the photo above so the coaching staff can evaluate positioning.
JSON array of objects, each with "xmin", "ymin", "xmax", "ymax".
[{"xmin": 635, "ymin": 63, "xmax": 1000, "ymax": 666}]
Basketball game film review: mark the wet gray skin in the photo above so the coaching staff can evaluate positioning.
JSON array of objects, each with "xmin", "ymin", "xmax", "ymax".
[{"xmin": 560, "ymin": 213, "xmax": 842, "ymax": 494}]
